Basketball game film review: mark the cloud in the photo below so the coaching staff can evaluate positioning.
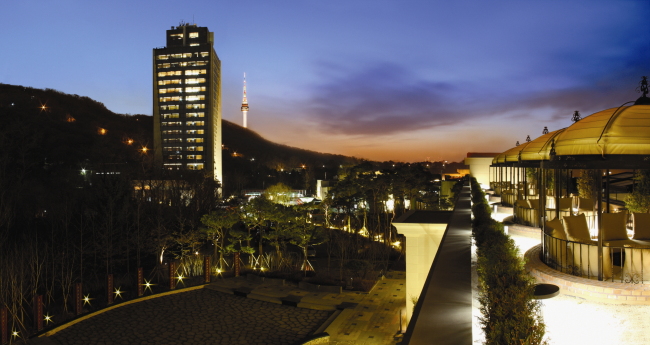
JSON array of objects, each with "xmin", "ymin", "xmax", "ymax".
[
  {"xmin": 305, "ymin": 62, "xmax": 475, "ymax": 136},
  {"xmin": 305, "ymin": 41, "xmax": 649, "ymax": 137}
]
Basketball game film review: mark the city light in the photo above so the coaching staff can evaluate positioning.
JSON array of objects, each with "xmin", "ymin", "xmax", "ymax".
[
  {"xmin": 44, "ymin": 314, "xmax": 53, "ymax": 324},
  {"xmin": 83, "ymin": 294, "xmax": 92, "ymax": 305},
  {"xmin": 141, "ymin": 146, "xmax": 149, "ymax": 153},
  {"xmin": 98, "ymin": 128, "xmax": 107, "ymax": 135},
  {"xmin": 114, "ymin": 287, "xmax": 123, "ymax": 299}
]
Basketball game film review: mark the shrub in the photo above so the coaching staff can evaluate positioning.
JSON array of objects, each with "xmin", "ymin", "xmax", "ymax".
[{"xmin": 471, "ymin": 178, "xmax": 547, "ymax": 345}]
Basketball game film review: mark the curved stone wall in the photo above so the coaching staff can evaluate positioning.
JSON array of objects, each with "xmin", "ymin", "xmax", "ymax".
[{"xmin": 526, "ymin": 245, "xmax": 650, "ymax": 305}]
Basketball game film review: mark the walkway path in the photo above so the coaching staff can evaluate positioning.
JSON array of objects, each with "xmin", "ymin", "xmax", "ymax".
[
  {"xmin": 44, "ymin": 288, "xmax": 330, "ymax": 345},
  {"xmin": 34, "ymin": 271, "xmax": 407, "ymax": 345}
]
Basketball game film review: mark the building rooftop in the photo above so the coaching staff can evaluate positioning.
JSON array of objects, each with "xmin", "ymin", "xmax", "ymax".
[{"xmin": 394, "ymin": 210, "xmax": 453, "ymax": 224}]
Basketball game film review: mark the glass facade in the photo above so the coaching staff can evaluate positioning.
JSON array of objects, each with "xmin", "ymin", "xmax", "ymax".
[{"xmin": 153, "ymin": 24, "xmax": 222, "ymax": 184}]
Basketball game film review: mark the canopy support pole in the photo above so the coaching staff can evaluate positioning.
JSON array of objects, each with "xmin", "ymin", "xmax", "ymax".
[
  {"xmin": 596, "ymin": 170, "xmax": 603, "ymax": 281},
  {"xmin": 555, "ymin": 168, "xmax": 560, "ymax": 221}
]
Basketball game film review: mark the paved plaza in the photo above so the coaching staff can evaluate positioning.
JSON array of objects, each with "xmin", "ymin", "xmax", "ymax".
[
  {"xmin": 34, "ymin": 271, "xmax": 407, "ymax": 345},
  {"xmin": 44, "ymin": 288, "xmax": 330, "ymax": 345}
]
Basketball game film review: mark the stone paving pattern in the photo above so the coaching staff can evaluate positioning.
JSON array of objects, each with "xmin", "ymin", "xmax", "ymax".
[
  {"xmin": 39, "ymin": 271, "xmax": 406, "ymax": 345},
  {"xmin": 47, "ymin": 289, "xmax": 331, "ymax": 345}
]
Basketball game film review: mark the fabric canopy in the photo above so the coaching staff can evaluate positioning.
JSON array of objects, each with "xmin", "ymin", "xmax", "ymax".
[
  {"xmin": 492, "ymin": 142, "xmax": 530, "ymax": 165},
  {"xmin": 553, "ymin": 105, "xmax": 650, "ymax": 156},
  {"xmin": 519, "ymin": 128, "xmax": 566, "ymax": 162}
]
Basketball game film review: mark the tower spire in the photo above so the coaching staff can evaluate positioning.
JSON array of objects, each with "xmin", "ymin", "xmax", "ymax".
[{"xmin": 241, "ymin": 73, "xmax": 249, "ymax": 128}]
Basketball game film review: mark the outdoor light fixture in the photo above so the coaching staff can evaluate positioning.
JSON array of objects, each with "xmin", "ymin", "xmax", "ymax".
[
  {"xmin": 176, "ymin": 274, "xmax": 185, "ymax": 285},
  {"xmin": 44, "ymin": 314, "xmax": 53, "ymax": 324},
  {"xmin": 83, "ymin": 294, "xmax": 92, "ymax": 305},
  {"xmin": 143, "ymin": 279, "xmax": 154, "ymax": 293},
  {"xmin": 114, "ymin": 287, "xmax": 123, "ymax": 299}
]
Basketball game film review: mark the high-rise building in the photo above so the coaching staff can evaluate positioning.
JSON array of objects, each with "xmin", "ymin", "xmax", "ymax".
[
  {"xmin": 241, "ymin": 73, "xmax": 249, "ymax": 128},
  {"xmin": 153, "ymin": 23, "xmax": 222, "ymax": 184}
]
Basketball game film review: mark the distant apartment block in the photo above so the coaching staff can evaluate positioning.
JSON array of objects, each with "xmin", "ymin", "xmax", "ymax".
[{"xmin": 153, "ymin": 23, "xmax": 222, "ymax": 183}]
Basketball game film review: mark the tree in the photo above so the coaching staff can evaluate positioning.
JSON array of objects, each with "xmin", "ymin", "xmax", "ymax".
[
  {"xmin": 577, "ymin": 169, "xmax": 597, "ymax": 199},
  {"xmin": 201, "ymin": 207, "xmax": 240, "ymax": 270},
  {"xmin": 289, "ymin": 203, "xmax": 327, "ymax": 272},
  {"xmin": 627, "ymin": 169, "xmax": 650, "ymax": 213},
  {"xmin": 242, "ymin": 196, "xmax": 275, "ymax": 267},
  {"xmin": 265, "ymin": 183, "xmax": 293, "ymax": 205}
]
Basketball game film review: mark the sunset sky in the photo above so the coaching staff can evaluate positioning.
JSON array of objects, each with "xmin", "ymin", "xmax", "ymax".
[{"xmin": 2, "ymin": 0, "xmax": 648, "ymax": 162}]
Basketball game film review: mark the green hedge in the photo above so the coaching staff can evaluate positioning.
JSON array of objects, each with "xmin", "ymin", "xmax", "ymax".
[{"xmin": 470, "ymin": 178, "xmax": 547, "ymax": 345}]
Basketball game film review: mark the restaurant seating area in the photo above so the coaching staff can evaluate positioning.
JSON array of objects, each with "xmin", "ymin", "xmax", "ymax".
[{"xmin": 488, "ymin": 82, "xmax": 650, "ymax": 287}]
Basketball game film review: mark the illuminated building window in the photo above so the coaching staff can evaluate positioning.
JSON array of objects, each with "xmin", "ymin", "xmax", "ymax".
[
  {"xmin": 162, "ymin": 130, "xmax": 182, "ymax": 135},
  {"xmin": 187, "ymin": 155, "xmax": 203, "ymax": 160},
  {"xmin": 158, "ymin": 79, "xmax": 182, "ymax": 85},
  {"xmin": 187, "ymin": 163, "xmax": 204, "ymax": 170},
  {"xmin": 157, "ymin": 54, "xmax": 169, "ymax": 60},
  {"xmin": 160, "ymin": 105, "xmax": 180, "ymax": 111},
  {"xmin": 162, "ymin": 113, "xmax": 180, "ymax": 119},
  {"xmin": 158, "ymin": 71, "xmax": 182, "ymax": 77},
  {"xmin": 186, "ymin": 130, "xmax": 204, "ymax": 134},
  {"xmin": 157, "ymin": 63, "xmax": 171, "ymax": 69},
  {"xmin": 187, "ymin": 61, "xmax": 207, "ymax": 67},
  {"xmin": 164, "ymin": 138, "xmax": 183, "ymax": 143},
  {"xmin": 186, "ymin": 112, "xmax": 204, "ymax": 118},
  {"xmin": 167, "ymin": 155, "xmax": 183, "ymax": 160},
  {"xmin": 185, "ymin": 78, "xmax": 206, "ymax": 84},
  {"xmin": 200, "ymin": 52, "xmax": 209, "ymax": 57},
  {"xmin": 161, "ymin": 121, "xmax": 182, "ymax": 126},
  {"xmin": 170, "ymin": 33, "xmax": 183, "ymax": 39},
  {"xmin": 187, "ymin": 138, "xmax": 204, "ymax": 143},
  {"xmin": 164, "ymin": 163, "xmax": 182, "ymax": 170},
  {"xmin": 187, "ymin": 146, "xmax": 204, "ymax": 152},
  {"xmin": 189, "ymin": 32, "xmax": 199, "ymax": 38},
  {"xmin": 159, "ymin": 88, "xmax": 182, "ymax": 94},
  {"xmin": 170, "ymin": 53, "xmax": 192, "ymax": 59},
  {"xmin": 190, "ymin": 43, "xmax": 199, "ymax": 46},
  {"xmin": 185, "ymin": 87, "xmax": 206, "ymax": 93},
  {"xmin": 185, "ymin": 69, "xmax": 207, "ymax": 76},
  {"xmin": 186, "ymin": 121, "xmax": 205, "ymax": 126},
  {"xmin": 160, "ymin": 96, "xmax": 181, "ymax": 102},
  {"xmin": 186, "ymin": 104, "xmax": 205, "ymax": 109},
  {"xmin": 164, "ymin": 146, "xmax": 182, "ymax": 151},
  {"xmin": 186, "ymin": 95, "xmax": 205, "ymax": 101}
]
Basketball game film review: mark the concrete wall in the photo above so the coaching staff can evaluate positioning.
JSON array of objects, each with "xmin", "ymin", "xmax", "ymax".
[
  {"xmin": 464, "ymin": 156, "xmax": 494, "ymax": 188},
  {"xmin": 393, "ymin": 221, "xmax": 448, "ymax": 325}
]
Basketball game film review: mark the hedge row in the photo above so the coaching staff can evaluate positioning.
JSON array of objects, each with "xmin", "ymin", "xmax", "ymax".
[{"xmin": 470, "ymin": 178, "xmax": 547, "ymax": 345}]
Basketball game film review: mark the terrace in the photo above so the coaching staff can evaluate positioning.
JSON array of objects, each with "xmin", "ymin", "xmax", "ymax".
[{"xmin": 397, "ymin": 79, "xmax": 650, "ymax": 344}]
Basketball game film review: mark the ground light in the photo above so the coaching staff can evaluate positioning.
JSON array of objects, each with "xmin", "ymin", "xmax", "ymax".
[
  {"xmin": 176, "ymin": 274, "xmax": 186, "ymax": 286},
  {"xmin": 143, "ymin": 279, "xmax": 155, "ymax": 293},
  {"xmin": 83, "ymin": 294, "xmax": 92, "ymax": 305}
]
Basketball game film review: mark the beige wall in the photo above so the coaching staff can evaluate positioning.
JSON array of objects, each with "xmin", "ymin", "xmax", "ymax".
[
  {"xmin": 464, "ymin": 156, "xmax": 494, "ymax": 188},
  {"xmin": 393, "ymin": 222, "xmax": 448, "ymax": 326}
]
